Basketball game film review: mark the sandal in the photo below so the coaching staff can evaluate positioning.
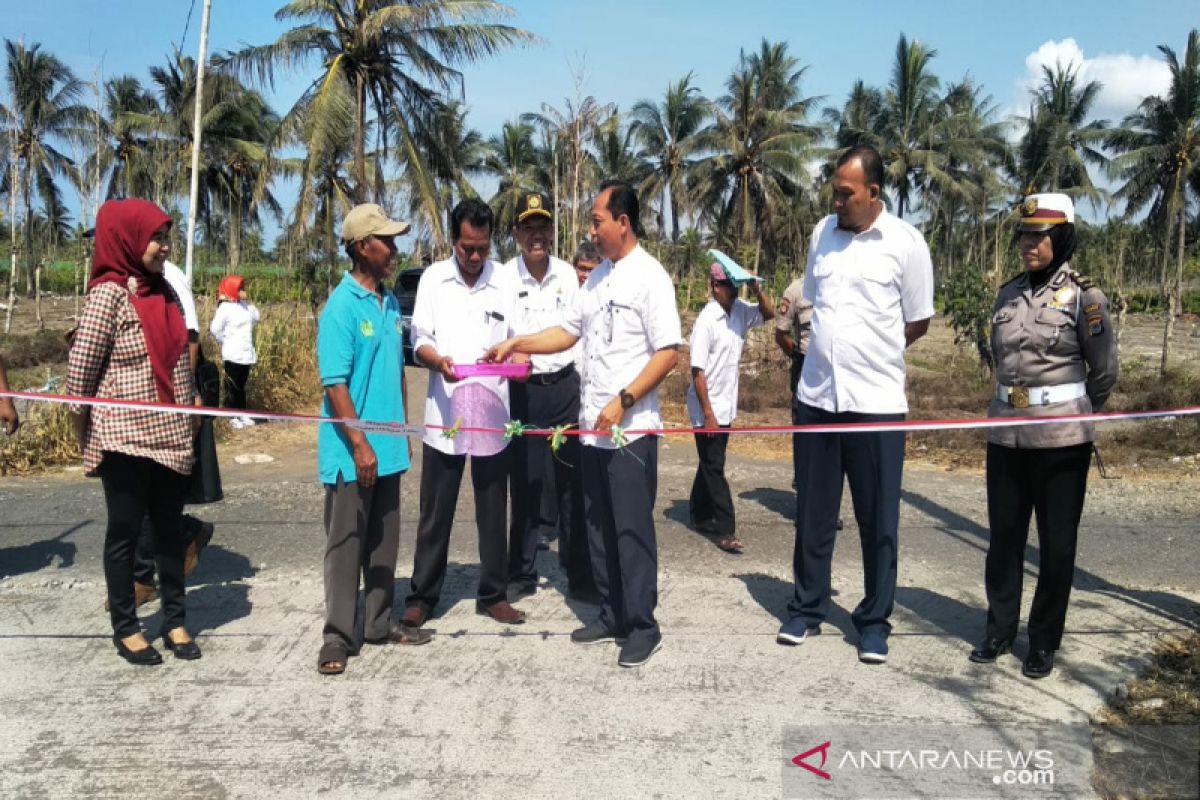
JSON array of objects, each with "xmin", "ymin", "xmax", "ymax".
[
  {"xmin": 317, "ymin": 641, "xmax": 348, "ymax": 675},
  {"xmin": 717, "ymin": 536, "xmax": 744, "ymax": 554}
]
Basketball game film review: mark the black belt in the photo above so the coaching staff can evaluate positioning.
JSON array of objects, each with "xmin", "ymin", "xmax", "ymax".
[{"xmin": 528, "ymin": 363, "xmax": 576, "ymax": 386}]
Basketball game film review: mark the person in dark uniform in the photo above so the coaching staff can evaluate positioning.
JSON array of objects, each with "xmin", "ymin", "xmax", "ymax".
[{"xmin": 969, "ymin": 192, "xmax": 1118, "ymax": 679}]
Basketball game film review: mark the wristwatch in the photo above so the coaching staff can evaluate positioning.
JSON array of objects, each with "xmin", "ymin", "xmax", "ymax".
[{"xmin": 619, "ymin": 388, "xmax": 636, "ymax": 409}]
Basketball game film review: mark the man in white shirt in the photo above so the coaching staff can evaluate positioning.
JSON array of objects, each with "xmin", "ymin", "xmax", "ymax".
[
  {"xmin": 777, "ymin": 145, "xmax": 934, "ymax": 665},
  {"xmin": 487, "ymin": 180, "xmax": 682, "ymax": 668},
  {"xmin": 403, "ymin": 198, "xmax": 527, "ymax": 628},
  {"xmin": 503, "ymin": 193, "xmax": 596, "ymax": 604},
  {"xmin": 687, "ymin": 260, "xmax": 773, "ymax": 553}
]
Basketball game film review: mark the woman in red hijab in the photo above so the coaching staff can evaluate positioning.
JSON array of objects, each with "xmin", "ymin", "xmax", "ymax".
[{"xmin": 67, "ymin": 198, "xmax": 202, "ymax": 665}]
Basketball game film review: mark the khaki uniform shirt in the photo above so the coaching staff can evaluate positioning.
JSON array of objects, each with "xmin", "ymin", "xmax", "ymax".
[
  {"xmin": 987, "ymin": 263, "xmax": 1118, "ymax": 448},
  {"xmin": 775, "ymin": 278, "xmax": 813, "ymax": 356}
]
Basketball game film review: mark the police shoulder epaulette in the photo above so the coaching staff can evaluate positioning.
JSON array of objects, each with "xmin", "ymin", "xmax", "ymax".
[{"xmin": 1066, "ymin": 270, "xmax": 1095, "ymax": 291}]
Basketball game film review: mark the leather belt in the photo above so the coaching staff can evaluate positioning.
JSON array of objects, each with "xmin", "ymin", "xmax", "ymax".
[
  {"xmin": 528, "ymin": 363, "xmax": 576, "ymax": 386},
  {"xmin": 996, "ymin": 382, "xmax": 1086, "ymax": 408}
]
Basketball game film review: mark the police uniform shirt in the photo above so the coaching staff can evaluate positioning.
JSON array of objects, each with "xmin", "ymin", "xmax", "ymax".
[
  {"xmin": 800, "ymin": 211, "xmax": 935, "ymax": 414},
  {"xmin": 503, "ymin": 254, "xmax": 578, "ymax": 374},
  {"xmin": 561, "ymin": 244, "xmax": 683, "ymax": 449},
  {"xmin": 774, "ymin": 277, "xmax": 813, "ymax": 356},
  {"xmin": 987, "ymin": 263, "xmax": 1118, "ymax": 449},
  {"xmin": 411, "ymin": 256, "xmax": 514, "ymax": 455},
  {"xmin": 686, "ymin": 298, "xmax": 764, "ymax": 426}
]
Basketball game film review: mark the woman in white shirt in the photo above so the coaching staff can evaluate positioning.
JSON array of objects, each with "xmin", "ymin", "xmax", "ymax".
[{"xmin": 210, "ymin": 275, "xmax": 260, "ymax": 429}]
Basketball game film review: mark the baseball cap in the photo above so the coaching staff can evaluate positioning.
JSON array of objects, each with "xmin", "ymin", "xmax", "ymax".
[{"xmin": 341, "ymin": 203, "xmax": 411, "ymax": 244}]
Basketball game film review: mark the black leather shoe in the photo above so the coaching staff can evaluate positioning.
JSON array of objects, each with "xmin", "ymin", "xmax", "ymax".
[
  {"xmin": 1022, "ymin": 648, "xmax": 1054, "ymax": 679},
  {"xmin": 968, "ymin": 637, "xmax": 1013, "ymax": 663},
  {"xmin": 113, "ymin": 635, "xmax": 163, "ymax": 666},
  {"xmin": 162, "ymin": 630, "xmax": 202, "ymax": 661}
]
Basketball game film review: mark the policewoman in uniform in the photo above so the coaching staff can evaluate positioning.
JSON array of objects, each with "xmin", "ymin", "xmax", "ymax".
[{"xmin": 969, "ymin": 192, "xmax": 1118, "ymax": 678}]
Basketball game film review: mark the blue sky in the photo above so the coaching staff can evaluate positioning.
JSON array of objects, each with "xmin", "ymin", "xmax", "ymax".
[{"xmin": 5, "ymin": 0, "xmax": 1198, "ymax": 227}]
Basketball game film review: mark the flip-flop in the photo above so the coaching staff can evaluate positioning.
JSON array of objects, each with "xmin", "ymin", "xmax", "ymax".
[
  {"xmin": 317, "ymin": 641, "xmax": 348, "ymax": 675},
  {"xmin": 717, "ymin": 537, "xmax": 744, "ymax": 554}
]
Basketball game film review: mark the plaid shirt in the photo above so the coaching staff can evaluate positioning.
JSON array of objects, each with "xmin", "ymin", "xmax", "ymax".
[{"xmin": 67, "ymin": 281, "xmax": 196, "ymax": 477}]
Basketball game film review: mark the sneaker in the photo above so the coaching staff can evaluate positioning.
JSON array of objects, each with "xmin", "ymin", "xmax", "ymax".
[
  {"xmin": 239, "ymin": 415, "xmax": 256, "ymax": 427},
  {"xmin": 776, "ymin": 617, "xmax": 815, "ymax": 646},
  {"xmin": 858, "ymin": 631, "xmax": 889, "ymax": 664},
  {"xmin": 230, "ymin": 417, "xmax": 244, "ymax": 430},
  {"xmin": 617, "ymin": 636, "xmax": 663, "ymax": 667},
  {"xmin": 570, "ymin": 621, "xmax": 623, "ymax": 646}
]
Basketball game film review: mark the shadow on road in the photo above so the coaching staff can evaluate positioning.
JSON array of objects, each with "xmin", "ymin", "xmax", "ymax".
[
  {"xmin": 901, "ymin": 488, "xmax": 1200, "ymax": 631},
  {"xmin": 0, "ymin": 520, "xmax": 86, "ymax": 579},
  {"xmin": 739, "ymin": 487, "xmax": 794, "ymax": 521},
  {"xmin": 734, "ymin": 572, "xmax": 853, "ymax": 639},
  {"xmin": 894, "ymin": 586, "xmax": 977, "ymax": 645}
]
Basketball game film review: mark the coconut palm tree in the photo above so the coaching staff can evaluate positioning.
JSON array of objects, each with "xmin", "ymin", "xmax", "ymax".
[
  {"xmin": 220, "ymin": 0, "xmax": 534, "ymax": 224},
  {"xmin": 398, "ymin": 98, "xmax": 484, "ymax": 246},
  {"xmin": 1107, "ymin": 29, "xmax": 1200, "ymax": 374},
  {"xmin": 629, "ymin": 72, "xmax": 709, "ymax": 241},
  {"xmin": 1015, "ymin": 62, "xmax": 1109, "ymax": 205},
  {"xmin": 482, "ymin": 119, "xmax": 540, "ymax": 240},
  {"xmin": 692, "ymin": 40, "xmax": 821, "ymax": 273},
  {"xmin": 0, "ymin": 40, "xmax": 90, "ymax": 293},
  {"xmin": 877, "ymin": 34, "xmax": 941, "ymax": 219}
]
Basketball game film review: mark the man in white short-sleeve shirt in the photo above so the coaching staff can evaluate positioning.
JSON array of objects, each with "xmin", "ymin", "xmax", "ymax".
[
  {"xmin": 778, "ymin": 145, "xmax": 934, "ymax": 665},
  {"xmin": 686, "ymin": 260, "xmax": 774, "ymax": 552},
  {"xmin": 404, "ymin": 198, "xmax": 527, "ymax": 630},
  {"xmin": 487, "ymin": 180, "xmax": 682, "ymax": 668}
]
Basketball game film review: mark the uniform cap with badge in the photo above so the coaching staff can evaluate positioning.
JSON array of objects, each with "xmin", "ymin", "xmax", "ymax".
[
  {"xmin": 341, "ymin": 203, "xmax": 411, "ymax": 244},
  {"xmin": 1017, "ymin": 192, "xmax": 1074, "ymax": 232},
  {"xmin": 515, "ymin": 192, "xmax": 553, "ymax": 223}
]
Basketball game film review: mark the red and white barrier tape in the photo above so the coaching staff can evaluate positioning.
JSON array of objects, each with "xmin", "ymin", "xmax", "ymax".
[{"xmin": 3, "ymin": 389, "xmax": 1200, "ymax": 438}]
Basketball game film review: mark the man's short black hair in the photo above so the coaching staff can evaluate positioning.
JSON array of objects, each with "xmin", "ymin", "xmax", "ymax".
[
  {"xmin": 572, "ymin": 240, "xmax": 600, "ymax": 265},
  {"xmin": 836, "ymin": 145, "xmax": 885, "ymax": 191},
  {"xmin": 450, "ymin": 197, "xmax": 494, "ymax": 242},
  {"xmin": 597, "ymin": 179, "xmax": 642, "ymax": 237}
]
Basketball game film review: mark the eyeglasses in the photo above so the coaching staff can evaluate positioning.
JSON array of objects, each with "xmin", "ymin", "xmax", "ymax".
[{"xmin": 149, "ymin": 231, "xmax": 171, "ymax": 245}]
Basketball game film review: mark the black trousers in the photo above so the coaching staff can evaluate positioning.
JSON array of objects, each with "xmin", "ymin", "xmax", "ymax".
[
  {"xmin": 223, "ymin": 360, "xmax": 252, "ymax": 410},
  {"xmin": 788, "ymin": 401, "xmax": 905, "ymax": 636},
  {"xmin": 984, "ymin": 442, "xmax": 1091, "ymax": 651},
  {"xmin": 406, "ymin": 444, "xmax": 509, "ymax": 611},
  {"xmin": 132, "ymin": 514, "xmax": 204, "ymax": 585},
  {"xmin": 508, "ymin": 370, "xmax": 592, "ymax": 593},
  {"xmin": 581, "ymin": 437, "xmax": 660, "ymax": 644},
  {"xmin": 689, "ymin": 427, "xmax": 734, "ymax": 536},
  {"xmin": 324, "ymin": 472, "xmax": 402, "ymax": 648},
  {"xmin": 99, "ymin": 452, "xmax": 188, "ymax": 638}
]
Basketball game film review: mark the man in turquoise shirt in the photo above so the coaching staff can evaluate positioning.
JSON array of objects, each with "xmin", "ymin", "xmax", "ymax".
[{"xmin": 315, "ymin": 203, "xmax": 429, "ymax": 676}]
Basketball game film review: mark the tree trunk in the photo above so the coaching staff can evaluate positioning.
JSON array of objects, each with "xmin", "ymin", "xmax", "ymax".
[
  {"xmin": 35, "ymin": 259, "xmax": 43, "ymax": 331},
  {"xmin": 1159, "ymin": 200, "xmax": 1186, "ymax": 376},
  {"xmin": 22, "ymin": 167, "xmax": 34, "ymax": 296},
  {"xmin": 1114, "ymin": 236, "xmax": 1126, "ymax": 355},
  {"xmin": 353, "ymin": 73, "xmax": 367, "ymax": 204}
]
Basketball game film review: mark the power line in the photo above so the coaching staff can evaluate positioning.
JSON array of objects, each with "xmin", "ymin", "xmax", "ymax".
[{"xmin": 177, "ymin": 0, "xmax": 199, "ymax": 53}]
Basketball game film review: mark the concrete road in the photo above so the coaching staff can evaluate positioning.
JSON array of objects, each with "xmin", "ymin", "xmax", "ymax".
[{"xmin": 1, "ymin": 400, "xmax": 1197, "ymax": 798}]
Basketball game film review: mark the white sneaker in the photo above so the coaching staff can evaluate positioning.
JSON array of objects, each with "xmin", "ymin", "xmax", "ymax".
[
  {"xmin": 239, "ymin": 415, "xmax": 256, "ymax": 427},
  {"xmin": 230, "ymin": 417, "xmax": 245, "ymax": 430}
]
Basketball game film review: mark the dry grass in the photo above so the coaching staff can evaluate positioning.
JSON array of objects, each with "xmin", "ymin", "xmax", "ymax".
[
  {"xmin": 0, "ymin": 402, "xmax": 79, "ymax": 475},
  {"xmin": 1091, "ymin": 632, "xmax": 1200, "ymax": 799},
  {"xmin": 242, "ymin": 303, "xmax": 321, "ymax": 414}
]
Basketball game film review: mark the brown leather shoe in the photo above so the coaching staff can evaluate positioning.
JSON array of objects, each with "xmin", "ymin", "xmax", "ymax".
[
  {"xmin": 183, "ymin": 520, "xmax": 215, "ymax": 577},
  {"xmin": 476, "ymin": 600, "xmax": 526, "ymax": 625},
  {"xmin": 134, "ymin": 581, "xmax": 159, "ymax": 608},
  {"xmin": 401, "ymin": 605, "xmax": 429, "ymax": 628}
]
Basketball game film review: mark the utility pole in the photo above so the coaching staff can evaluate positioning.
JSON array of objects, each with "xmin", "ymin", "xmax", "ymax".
[{"xmin": 184, "ymin": 0, "xmax": 212, "ymax": 286}]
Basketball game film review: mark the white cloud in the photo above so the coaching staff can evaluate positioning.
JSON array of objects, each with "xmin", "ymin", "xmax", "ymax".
[{"xmin": 1014, "ymin": 38, "xmax": 1171, "ymax": 123}]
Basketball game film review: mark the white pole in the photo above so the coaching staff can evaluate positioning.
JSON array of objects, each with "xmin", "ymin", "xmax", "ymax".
[{"xmin": 184, "ymin": 0, "xmax": 212, "ymax": 286}]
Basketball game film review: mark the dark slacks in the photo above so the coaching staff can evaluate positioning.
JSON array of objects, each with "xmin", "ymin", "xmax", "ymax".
[
  {"xmin": 788, "ymin": 400, "xmax": 906, "ymax": 636},
  {"xmin": 99, "ymin": 452, "xmax": 188, "ymax": 638},
  {"xmin": 323, "ymin": 472, "xmax": 402, "ymax": 648},
  {"xmin": 984, "ymin": 442, "xmax": 1091, "ymax": 651},
  {"xmin": 406, "ymin": 444, "xmax": 508, "ymax": 611},
  {"xmin": 223, "ymin": 360, "xmax": 252, "ymax": 409},
  {"xmin": 132, "ymin": 514, "xmax": 205, "ymax": 585},
  {"xmin": 581, "ymin": 436, "xmax": 660, "ymax": 644},
  {"xmin": 509, "ymin": 371, "xmax": 591, "ymax": 593},
  {"xmin": 689, "ymin": 427, "xmax": 734, "ymax": 536}
]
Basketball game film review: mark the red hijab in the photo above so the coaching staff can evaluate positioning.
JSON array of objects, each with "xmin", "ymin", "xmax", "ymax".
[
  {"xmin": 89, "ymin": 199, "xmax": 188, "ymax": 403},
  {"xmin": 218, "ymin": 275, "xmax": 245, "ymax": 302}
]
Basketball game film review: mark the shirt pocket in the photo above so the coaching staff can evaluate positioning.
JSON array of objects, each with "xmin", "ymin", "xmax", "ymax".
[{"xmin": 1033, "ymin": 305, "xmax": 1076, "ymax": 354}]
